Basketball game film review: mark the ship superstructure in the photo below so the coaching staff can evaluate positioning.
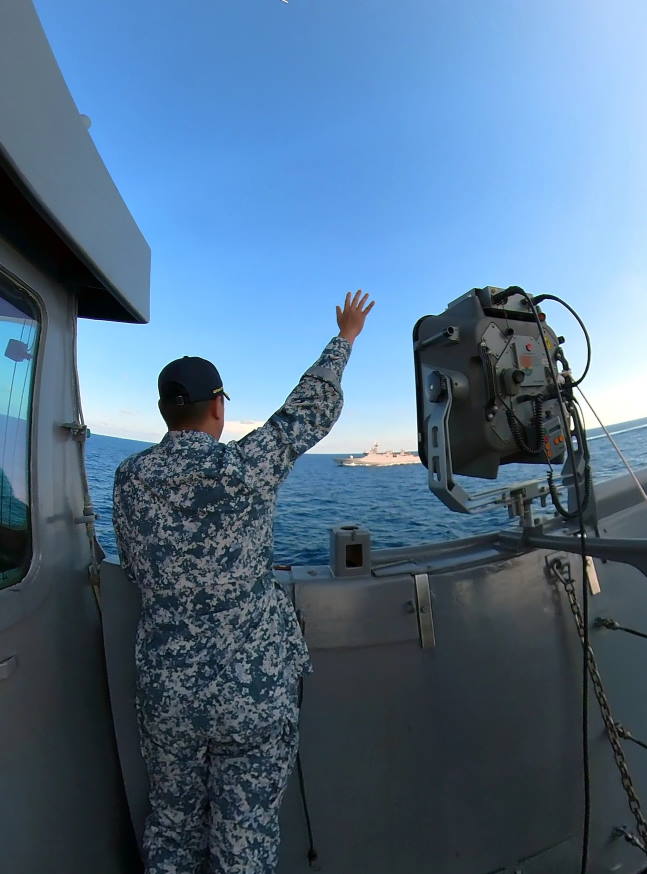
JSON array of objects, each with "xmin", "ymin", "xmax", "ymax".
[{"xmin": 334, "ymin": 443, "xmax": 419, "ymax": 466}]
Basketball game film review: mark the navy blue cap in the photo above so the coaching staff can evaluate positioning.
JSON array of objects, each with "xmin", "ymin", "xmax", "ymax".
[{"xmin": 158, "ymin": 356, "xmax": 229, "ymax": 405}]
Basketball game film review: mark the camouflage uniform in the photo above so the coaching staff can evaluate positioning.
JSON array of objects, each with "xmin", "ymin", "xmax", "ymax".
[{"xmin": 113, "ymin": 336, "xmax": 351, "ymax": 874}]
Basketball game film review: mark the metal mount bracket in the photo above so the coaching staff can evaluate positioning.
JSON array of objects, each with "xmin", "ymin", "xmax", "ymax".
[
  {"xmin": 498, "ymin": 480, "xmax": 551, "ymax": 529},
  {"xmin": 497, "ymin": 529, "xmax": 647, "ymax": 579},
  {"xmin": 61, "ymin": 422, "xmax": 90, "ymax": 442},
  {"xmin": 426, "ymin": 374, "xmax": 471, "ymax": 514},
  {"xmin": 424, "ymin": 370, "xmax": 553, "ymax": 525},
  {"xmin": 413, "ymin": 573, "xmax": 436, "ymax": 648}
]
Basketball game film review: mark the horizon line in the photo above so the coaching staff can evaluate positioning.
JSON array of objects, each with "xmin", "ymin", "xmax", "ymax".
[{"xmin": 89, "ymin": 413, "xmax": 647, "ymax": 450}]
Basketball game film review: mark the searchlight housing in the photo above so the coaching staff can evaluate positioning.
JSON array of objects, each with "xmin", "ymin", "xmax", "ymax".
[{"xmin": 413, "ymin": 286, "xmax": 570, "ymax": 515}]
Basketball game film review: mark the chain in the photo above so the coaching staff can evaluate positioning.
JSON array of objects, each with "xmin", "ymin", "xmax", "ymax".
[
  {"xmin": 550, "ymin": 559, "xmax": 647, "ymax": 853},
  {"xmin": 614, "ymin": 826, "xmax": 646, "ymax": 854}
]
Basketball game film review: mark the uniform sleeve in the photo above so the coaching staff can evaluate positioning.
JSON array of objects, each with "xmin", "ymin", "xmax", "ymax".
[
  {"xmin": 228, "ymin": 336, "xmax": 351, "ymax": 490},
  {"xmin": 112, "ymin": 464, "xmax": 136, "ymax": 583}
]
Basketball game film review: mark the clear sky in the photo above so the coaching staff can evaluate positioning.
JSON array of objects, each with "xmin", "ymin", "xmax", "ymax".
[{"xmin": 34, "ymin": 0, "xmax": 647, "ymax": 451}]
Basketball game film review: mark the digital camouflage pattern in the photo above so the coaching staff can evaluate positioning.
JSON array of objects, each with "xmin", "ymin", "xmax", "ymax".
[
  {"xmin": 113, "ymin": 336, "xmax": 351, "ymax": 874},
  {"xmin": 138, "ymin": 706, "xmax": 299, "ymax": 874}
]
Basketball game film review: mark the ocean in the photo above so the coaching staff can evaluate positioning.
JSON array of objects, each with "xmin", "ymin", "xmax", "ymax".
[{"xmin": 87, "ymin": 418, "xmax": 647, "ymax": 566}]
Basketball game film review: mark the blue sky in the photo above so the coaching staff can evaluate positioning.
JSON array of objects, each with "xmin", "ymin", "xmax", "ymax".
[{"xmin": 34, "ymin": 0, "xmax": 647, "ymax": 451}]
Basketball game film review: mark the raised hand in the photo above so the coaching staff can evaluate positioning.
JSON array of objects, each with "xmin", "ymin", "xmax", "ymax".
[{"xmin": 336, "ymin": 290, "xmax": 375, "ymax": 344}]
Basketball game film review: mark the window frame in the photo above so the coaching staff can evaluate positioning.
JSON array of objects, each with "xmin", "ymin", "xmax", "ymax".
[{"xmin": 0, "ymin": 264, "xmax": 43, "ymax": 594}]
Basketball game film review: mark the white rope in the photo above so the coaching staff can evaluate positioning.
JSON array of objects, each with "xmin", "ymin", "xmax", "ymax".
[{"xmin": 576, "ymin": 387, "xmax": 647, "ymax": 504}]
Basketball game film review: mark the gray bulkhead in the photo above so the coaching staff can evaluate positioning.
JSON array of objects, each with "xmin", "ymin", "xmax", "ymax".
[
  {"xmin": 101, "ymin": 468, "xmax": 647, "ymax": 874},
  {"xmin": 0, "ymin": 1, "xmax": 149, "ymax": 872},
  {"xmin": 0, "ymin": 244, "xmax": 140, "ymax": 874}
]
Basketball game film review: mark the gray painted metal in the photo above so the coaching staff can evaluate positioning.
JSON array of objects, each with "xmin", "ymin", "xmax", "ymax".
[
  {"xmin": 101, "ymin": 560, "xmax": 149, "ymax": 855},
  {"xmin": 0, "ymin": 0, "xmax": 150, "ymax": 324},
  {"xmin": 413, "ymin": 571, "xmax": 436, "ymax": 647},
  {"xmin": 100, "ymin": 470, "xmax": 647, "ymax": 874},
  {"xmin": 0, "ymin": 242, "xmax": 140, "ymax": 874},
  {"xmin": 498, "ymin": 529, "xmax": 647, "ymax": 578},
  {"xmin": 329, "ymin": 524, "xmax": 372, "ymax": 577},
  {"xmin": 0, "ymin": 653, "xmax": 17, "ymax": 681}
]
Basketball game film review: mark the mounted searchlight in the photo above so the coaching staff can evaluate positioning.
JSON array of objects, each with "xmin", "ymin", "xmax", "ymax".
[{"xmin": 413, "ymin": 286, "xmax": 571, "ymax": 515}]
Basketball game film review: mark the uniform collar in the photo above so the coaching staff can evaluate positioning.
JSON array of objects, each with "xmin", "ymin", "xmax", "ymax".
[{"xmin": 161, "ymin": 430, "xmax": 219, "ymax": 447}]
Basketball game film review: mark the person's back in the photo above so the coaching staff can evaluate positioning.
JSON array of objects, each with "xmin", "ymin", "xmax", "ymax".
[{"xmin": 113, "ymin": 291, "xmax": 374, "ymax": 874}]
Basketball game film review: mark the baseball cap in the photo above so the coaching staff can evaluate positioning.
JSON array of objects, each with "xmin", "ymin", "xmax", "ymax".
[{"xmin": 158, "ymin": 356, "xmax": 230, "ymax": 405}]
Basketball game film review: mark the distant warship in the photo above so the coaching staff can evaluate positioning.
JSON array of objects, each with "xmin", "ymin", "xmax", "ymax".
[{"xmin": 334, "ymin": 443, "xmax": 419, "ymax": 466}]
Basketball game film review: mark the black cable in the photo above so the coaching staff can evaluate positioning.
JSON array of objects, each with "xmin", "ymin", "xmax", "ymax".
[
  {"xmin": 296, "ymin": 746, "xmax": 318, "ymax": 866},
  {"xmin": 595, "ymin": 617, "xmax": 647, "ymax": 641},
  {"xmin": 506, "ymin": 394, "xmax": 545, "ymax": 456},
  {"xmin": 571, "ymin": 397, "xmax": 601, "ymax": 539},
  {"xmin": 618, "ymin": 626, "xmax": 647, "ymax": 641},
  {"xmin": 505, "ymin": 286, "xmax": 591, "ymax": 874},
  {"xmin": 532, "ymin": 293, "xmax": 592, "ymax": 386},
  {"xmin": 499, "ymin": 395, "xmax": 556, "ymax": 479},
  {"xmin": 548, "ymin": 465, "xmax": 591, "ymax": 520},
  {"xmin": 616, "ymin": 723, "xmax": 647, "ymax": 753},
  {"xmin": 290, "ymin": 591, "xmax": 319, "ymax": 867},
  {"xmin": 571, "ymin": 398, "xmax": 591, "ymax": 464},
  {"xmin": 547, "ymin": 404, "xmax": 592, "ymax": 520}
]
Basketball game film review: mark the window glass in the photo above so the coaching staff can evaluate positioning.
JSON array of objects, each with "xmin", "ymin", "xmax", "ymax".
[{"xmin": 0, "ymin": 272, "xmax": 39, "ymax": 588}]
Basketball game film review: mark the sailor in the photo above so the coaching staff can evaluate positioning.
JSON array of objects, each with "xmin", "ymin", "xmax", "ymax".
[{"xmin": 113, "ymin": 290, "xmax": 374, "ymax": 874}]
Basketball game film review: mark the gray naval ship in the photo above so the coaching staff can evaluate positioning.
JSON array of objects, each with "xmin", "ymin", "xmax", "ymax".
[{"xmin": 2, "ymin": 2, "xmax": 647, "ymax": 873}]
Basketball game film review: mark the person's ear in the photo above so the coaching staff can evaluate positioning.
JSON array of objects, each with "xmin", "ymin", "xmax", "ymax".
[{"xmin": 210, "ymin": 397, "xmax": 224, "ymax": 421}]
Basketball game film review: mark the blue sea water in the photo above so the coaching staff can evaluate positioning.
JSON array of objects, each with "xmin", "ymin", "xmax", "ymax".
[{"xmin": 87, "ymin": 418, "xmax": 647, "ymax": 566}]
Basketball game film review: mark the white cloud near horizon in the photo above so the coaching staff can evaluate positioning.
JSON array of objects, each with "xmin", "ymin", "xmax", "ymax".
[
  {"xmin": 221, "ymin": 420, "xmax": 264, "ymax": 440},
  {"xmin": 86, "ymin": 393, "xmax": 647, "ymax": 453},
  {"xmin": 86, "ymin": 417, "xmax": 267, "ymax": 446}
]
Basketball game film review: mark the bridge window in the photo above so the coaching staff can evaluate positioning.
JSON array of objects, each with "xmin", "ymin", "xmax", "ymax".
[{"xmin": 0, "ymin": 271, "xmax": 39, "ymax": 589}]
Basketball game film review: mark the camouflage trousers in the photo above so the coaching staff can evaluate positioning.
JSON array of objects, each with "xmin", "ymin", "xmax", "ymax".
[{"xmin": 139, "ymin": 712, "xmax": 299, "ymax": 874}]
